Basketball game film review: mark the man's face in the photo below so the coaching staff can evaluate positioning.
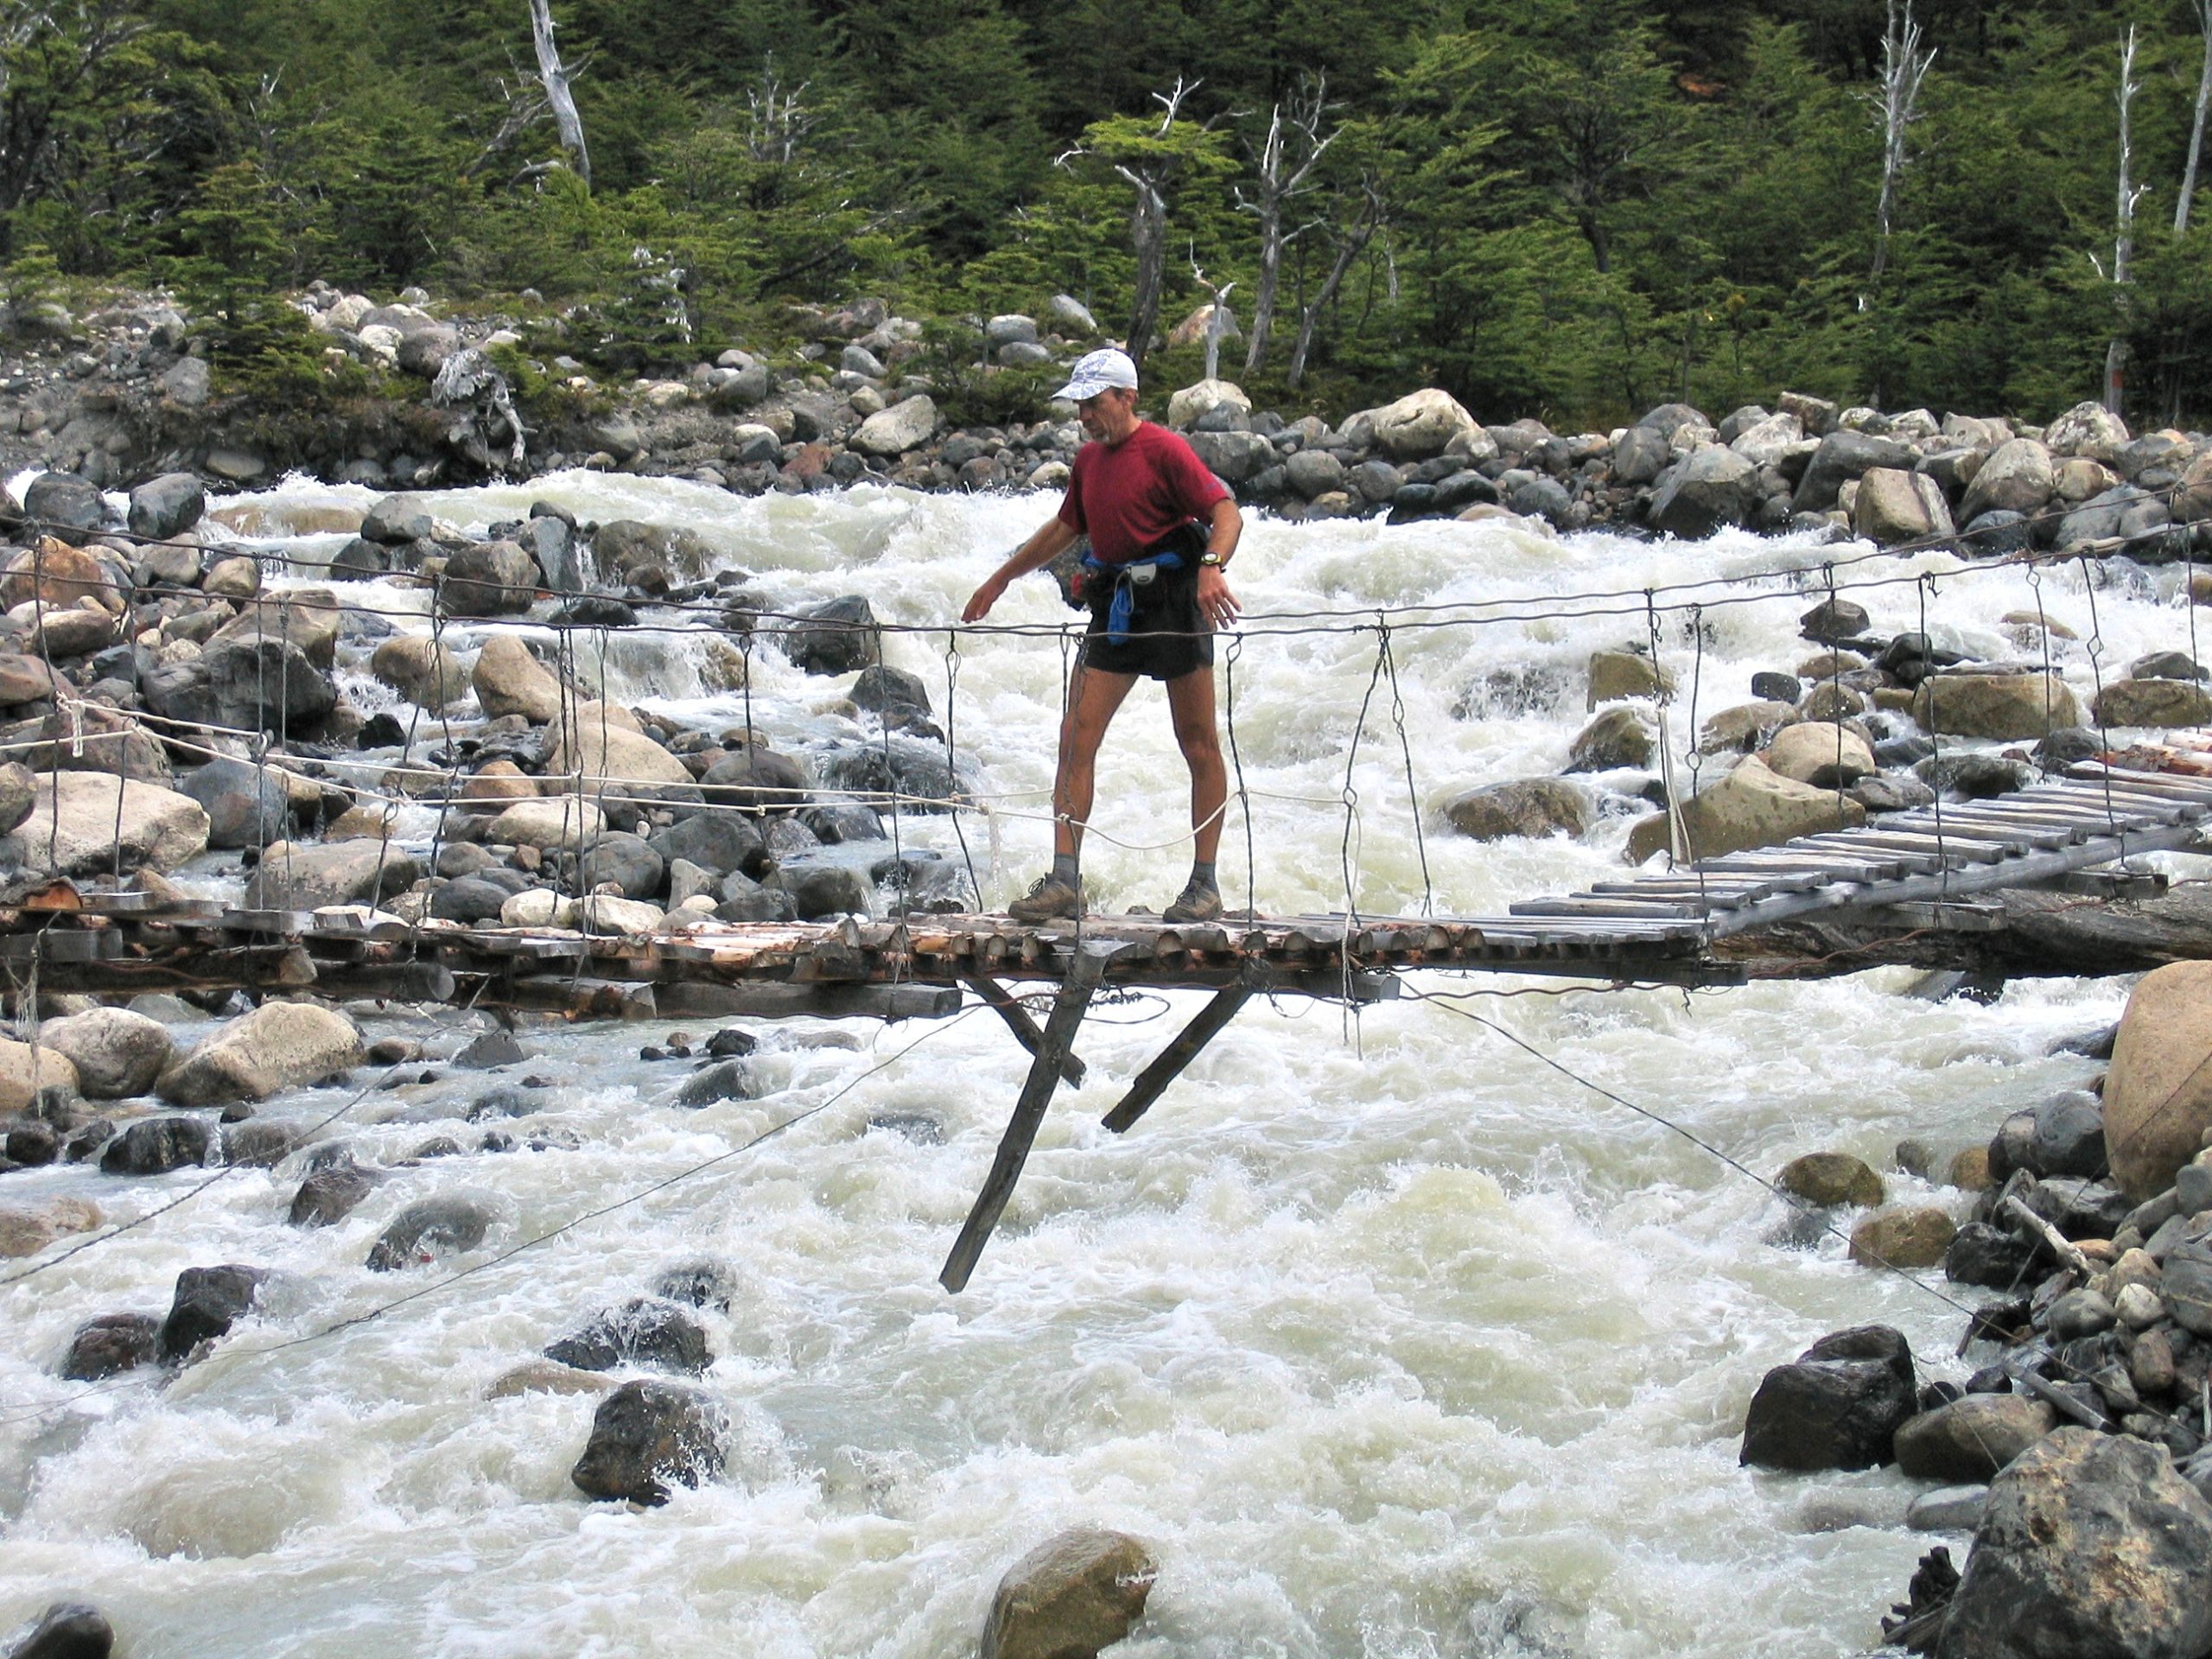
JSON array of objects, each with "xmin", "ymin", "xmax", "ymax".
[{"xmin": 1076, "ymin": 385, "xmax": 1136, "ymax": 441}]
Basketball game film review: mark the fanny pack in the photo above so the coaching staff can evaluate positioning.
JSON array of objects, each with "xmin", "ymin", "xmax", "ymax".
[{"xmin": 1079, "ymin": 521, "xmax": 1208, "ymax": 644}]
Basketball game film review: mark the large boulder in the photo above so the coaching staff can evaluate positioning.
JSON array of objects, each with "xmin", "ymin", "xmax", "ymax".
[
  {"xmin": 365, "ymin": 1197, "xmax": 494, "ymax": 1269},
  {"xmin": 156, "ymin": 1263, "xmax": 268, "ymax": 1363},
  {"xmin": 178, "ymin": 757, "xmax": 292, "ymax": 849},
  {"xmin": 1566, "ymin": 706, "xmax": 1656, "ymax": 771},
  {"xmin": 1443, "ymin": 778, "xmax": 1592, "ymax": 842},
  {"xmin": 1896, "ymin": 1395, "xmax": 2056, "ymax": 1482},
  {"xmin": 1740, "ymin": 1325, "xmax": 1916, "ymax": 1471},
  {"xmin": 588, "ymin": 520, "xmax": 714, "ymax": 584},
  {"xmin": 570, "ymin": 1379, "xmax": 726, "ymax": 1504},
  {"xmin": 544, "ymin": 1298, "xmax": 713, "ymax": 1374},
  {"xmin": 0, "ymin": 1038, "xmax": 77, "ymax": 1116},
  {"xmin": 156, "ymin": 1002, "xmax": 365, "ymax": 1106},
  {"xmin": 1367, "ymin": 388, "xmax": 1479, "ymax": 460},
  {"xmin": 128, "ymin": 472, "xmax": 206, "ymax": 540},
  {"xmin": 1648, "ymin": 446, "xmax": 1757, "ymax": 537},
  {"xmin": 16, "ymin": 772, "xmax": 208, "ymax": 875},
  {"xmin": 1912, "ymin": 673, "xmax": 2083, "ymax": 741},
  {"xmin": 2091, "ymin": 677, "xmax": 2212, "ymax": 728},
  {"xmin": 2105, "ymin": 962, "xmax": 2212, "ymax": 1200},
  {"xmin": 438, "ymin": 540, "xmax": 538, "ymax": 617},
  {"xmin": 2044, "ymin": 401, "xmax": 2130, "ymax": 464},
  {"xmin": 1853, "ymin": 467, "xmax": 1955, "ymax": 546},
  {"xmin": 1625, "ymin": 754, "xmax": 1864, "ymax": 864},
  {"xmin": 779, "ymin": 596, "xmax": 882, "ymax": 675},
  {"xmin": 1960, "ymin": 439, "xmax": 2056, "ymax": 520},
  {"xmin": 37, "ymin": 1007, "xmax": 172, "ymax": 1100},
  {"xmin": 1166, "ymin": 378, "xmax": 1250, "ymax": 429},
  {"xmin": 1936, "ymin": 1428, "xmax": 2212, "ymax": 1659},
  {"xmin": 18, "ymin": 476, "xmax": 111, "ymax": 543},
  {"xmin": 849, "ymin": 395, "xmax": 940, "ymax": 457},
  {"xmin": 1791, "ymin": 430, "xmax": 1916, "ymax": 513},
  {"xmin": 542, "ymin": 704, "xmax": 693, "ymax": 799},
  {"xmin": 980, "ymin": 1527, "xmax": 1158, "ymax": 1659},
  {"xmin": 471, "ymin": 633, "xmax": 564, "ymax": 723},
  {"xmin": 488, "ymin": 797, "xmax": 602, "ymax": 851},
  {"xmin": 99, "ymin": 1116, "xmax": 209, "ymax": 1175},
  {"xmin": 370, "ymin": 635, "xmax": 470, "ymax": 711},
  {"xmin": 3, "ymin": 1601, "xmax": 114, "ymax": 1659},
  {"xmin": 244, "ymin": 841, "xmax": 420, "ymax": 909},
  {"xmin": 1762, "ymin": 722, "xmax": 1876, "ymax": 787},
  {"xmin": 60, "ymin": 1313, "xmax": 158, "ymax": 1379}
]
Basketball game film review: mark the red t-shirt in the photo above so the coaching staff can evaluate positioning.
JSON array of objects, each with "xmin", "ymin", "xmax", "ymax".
[{"xmin": 1057, "ymin": 422, "xmax": 1231, "ymax": 564}]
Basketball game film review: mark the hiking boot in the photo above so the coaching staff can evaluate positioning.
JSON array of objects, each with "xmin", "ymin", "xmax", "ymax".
[
  {"xmin": 1162, "ymin": 880, "xmax": 1224, "ymax": 924},
  {"xmin": 1008, "ymin": 873, "xmax": 1082, "ymax": 923}
]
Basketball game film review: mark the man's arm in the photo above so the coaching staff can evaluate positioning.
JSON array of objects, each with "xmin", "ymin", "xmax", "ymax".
[
  {"xmin": 962, "ymin": 516, "xmax": 1081, "ymax": 622},
  {"xmin": 1197, "ymin": 495, "xmax": 1242, "ymax": 626}
]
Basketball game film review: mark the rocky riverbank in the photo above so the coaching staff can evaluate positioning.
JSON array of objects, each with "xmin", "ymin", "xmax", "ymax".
[{"xmin": 9, "ymin": 284, "xmax": 2212, "ymax": 555}]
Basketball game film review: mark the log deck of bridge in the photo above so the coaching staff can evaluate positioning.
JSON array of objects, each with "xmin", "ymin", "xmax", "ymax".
[{"xmin": 9, "ymin": 751, "xmax": 2212, "ymax": 1287}]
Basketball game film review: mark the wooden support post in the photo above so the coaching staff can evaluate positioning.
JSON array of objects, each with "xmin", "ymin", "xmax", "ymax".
[
  {"xmin": 962, "ymin": 974, "xmax": 1086, "ymax": 1086},
  {"xmin": 1101, "ymin": 985, "xmax": 1252, "ymax": 1133},
  {"xmin": 940, "ymin": 942, "xmax": 1115, "ymax": 1293}
]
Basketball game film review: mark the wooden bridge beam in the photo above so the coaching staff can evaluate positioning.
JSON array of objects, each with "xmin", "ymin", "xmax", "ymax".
[
  {"xmin": 940, "ymin": 941, "xmax": 1118, "ymax": 1293},
  {"xmin": 1102, "ymin": 984, "xmax": 1253, "ymax": 1134},
  {"xmin": 962, "ymin": 974, "xmax": 1085, "ymax": 1086}
]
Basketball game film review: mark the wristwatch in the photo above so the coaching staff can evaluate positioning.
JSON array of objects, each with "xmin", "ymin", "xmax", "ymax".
[{"xmin": 1198, "ymin": 550, "xmax": 1224, "ymax": 567}]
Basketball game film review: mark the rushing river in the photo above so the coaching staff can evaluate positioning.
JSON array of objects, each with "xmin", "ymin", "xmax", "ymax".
[{"xmin": 3, "ymin": 474, "xmax": 2202, "ymax": 1657}]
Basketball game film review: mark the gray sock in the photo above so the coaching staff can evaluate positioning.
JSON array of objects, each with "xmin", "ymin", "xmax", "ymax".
[
  {"xmin": 1052, "ymin": 851, "xmax": 1079, "ymax": 886},
  {"xmin": 1190, "ymin": 861, "xmax": 1217, "ymax": 891}
]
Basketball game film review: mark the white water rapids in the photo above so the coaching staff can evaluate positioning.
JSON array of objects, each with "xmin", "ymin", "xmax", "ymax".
[{"xmin": 3, "ymin": 475, "xmax": 2202, "ymax": 1656}]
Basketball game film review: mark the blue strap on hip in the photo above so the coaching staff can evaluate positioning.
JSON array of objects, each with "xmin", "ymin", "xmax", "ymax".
[{"xmin": 1082, "ymin": 547, "xmax": 1185, "ymax": 644}]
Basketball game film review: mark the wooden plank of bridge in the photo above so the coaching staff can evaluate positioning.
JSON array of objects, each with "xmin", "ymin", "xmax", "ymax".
[
  {"xmin": 961, "ymin": 974, "xmax": 1086, "ymax": 1086},
  {"xmin": 940, "ymin": 940, "xmax": 1117, "ymax": 1293},
  {"xmin": 1101, "ymin": 982, "xmax": 1255, "ymax": 1134}
]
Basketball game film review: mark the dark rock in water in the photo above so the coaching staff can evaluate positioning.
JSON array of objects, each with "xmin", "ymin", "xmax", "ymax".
[
  {"xmin": 780, "ymin": 595, "xmax": 882, "ymax": 675},
  {"xmin": 64, "ymin": 1120, "xmax": 114, "ymax": 1162},
  {"xmin": 410, "ymin": 1135, "xmax": 463, "ymax": 1160},
  {"xmin": 2024, "ymin": 1093, "xmax": 2107, "ymax": 1180},
  {"xmin": 430, "ymin": 877, "xmax": 520, "ymax": 925},
  {"xmin": 653, "ymin": 1261, "xmax": 739, "ymax": 1312},
  {"xmin": 6, "ymin": 1600, "xmax": 114, "ymax": 1659},
  {"xmin": 222, "ymin": 1118, "xmax": 306, "ymax": 1167},
  {"xmin": 157, "ymin": 1264, "xmax": 269, "ymax": 1363},
  {"xmin": 546, "ymin": 1297, "xmax": 713, "ymax": 1374},
  {"xmin": 1895, "ymin": 1394, "xmax": 2057, "ymax": 1482},
  {"xmin": 60, "ymin": 1312, "xmax": 161, "ymax": 1380},
  {"xmin": 1800, "ymin": 597, "xmax": 1872, "ymax": 645},
  {"xmin": 358, "ymin": 711, "xmax": 409, "ymax": 747},
  {"xmin": 2033, "ymin": 726, "xmax": 2103, "ymax": 771},
  {"xmin": 567, "ymin": 831, "xmax": 662, "ymax": 900},
  {"xmin": 979, "ymin": 1527, "xmax": 1159, "ymax": 1659},
  {"xmin": 570, "ymin": 1378, "xmax": 725, "ymax": 1504},
  {"xmin": 467, "ymin": 1086, "xmax": 543, "ymax": 1121},
  {"xmin": 327, "ymin": 537, "xmax": 390, "ymax": 581},
  {"xmin": 289, "ymin": 1162, "xmax": 382, "ymax": 1227},
  {"xmin": 1918, "ymin": 753, "xmax": 2035, "ymax": 799},
  {"xmin": 1945, "ymin": 1221, "xmax": 2045, "ymax": 1289},
  {"xmin": 129, "ymin": 472, "xmax": 206, "ymax": 541},
  {"xmin": 454, "ymin": 1030, "xmax": 527, "ymax": 1070},
  {"xmin": 551, "ymin": 596, "xmax": 637, "ymax": 628},
  {"xmin": 1874, "ymin": 734, "xmax": 1936, "ymax": 767},
  {"xmin": 696, "ymin": 748, "xmax": 810, "ymax": 815},
  {"xmin": 99, "ymin": 1116, "xmax": 211, "ymax": 1176},
  {"xmin": 1879, "ymin": 1546, "xmax": 1961, "ymax": 1653},
  {"xmin": 1961, "ymin": 509, "xmax": 2032, "ymax": 555},
  {"xmin": 365, "ymin": 1197, "xmax": 493, "ymax": 1270},
  {"xmin": 773, "ymin": 861, "xmax": 874, "ymax": 919},
  {"xmin": 675, "ymin": 1059, "xmax": 759, "ymax": 1108},
  {"xmin": 702, "ymin": 1027, "xmax": 757, "ymax": 1058},
  {"xmin": 651, "ymin": 810, "xmax": 767, "ymax": 875},
  {"xmin": 1740, "ymin": 1325, "xmax": 1916, "ymax": 1471},
  {"xmin": 2051, "ymin": 1023, "xmax": 2120, "ymax": 1061},
  {"xmin": 5, "ymin": 1121, "xmax": 57, "ymax": 1166},
  {"xmin": 179, "ymin": 757, "xmax": 292, "ymax": 850},
  {"xmin": 1935, "ymin": 1428, "xmax": 2212, "ymax": 1659},
  {"xmin": 1751, "ymin": 671, "xmax": 1803, "ymax": 703},
  {"xmin": 851, "ymin": 664, "xmax": 931, "ymax": 716},
  {"xmin": 23, "ymin": 472, "xmax": 111, "ymax": 541},
  {"xmin": 867, "ymin": 1111, "xmax": 944, "ymax": 1145},
  {"xmin": 800, "ymin": 800, "xmax": 886, "ymax": 844},
  {"xmin": 813, "ymin": 737, "xmax": 960, "ymax": 810}
]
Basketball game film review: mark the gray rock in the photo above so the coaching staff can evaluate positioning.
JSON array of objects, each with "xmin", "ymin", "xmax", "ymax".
[
  {"xmin": 570, "ymin": 1378, "xmax": 725, "ymax": 1504},
  {"xmin": 1740, "ymin": 1325, "xmax": 1916, "ymax": 1471},
  {"xmin": 773, "ymin": 861, "xmax": 874, "ymax": 919},
  {"xmin": 572, "ymin": 830, "xmax": 663, "ymax": 900},
  {"xmin": 22, "ymin": 472, "xmax": 110, "ymax": 540},
  {"xmin": 438, "ymin": 539, "xmax": 537, "ymax": 617},
  {"xmin": 1442, "ymin": 778, "xmax": 1592, "ymax": 841},
  {"xmin": 1945, "ymin": 1221, "xmax": 2043, "ymax": 1288},
  {"xmin": 5, "ymin": 1601, "xmax": 114, "ymax": 1659},
  {"xmin": 851, "ymin": 664, "xmax": 931, "ymax": 716},
  {"xmin": 1936, "ymin": 1428, "xmax": 2212, "ymax": 1659},
  {"xmin": 127, "ymin": 473, "xmax": 205, "ymax": 540},
  {"xmin": 2161, "ymin": 1239, "xmax": 2212, "ymax": 1336},
  {"xmin": 288, "ymin": 1162, "xmax": 382, "ymax": 1227},
  {"xmin": 1791, "ymin": 431, "xmax": 1916, "ymax": 513},
  {"xmin": 38, "ymin": 1007, "xmax": 171, "ymax": 1100},
  {"xmin": 361, "ymin": 495, "xmax": 435, "ymax": 544},
  {"xmin": 179, "ymin": 757, "xmax": 292, "ymax": 850},
  {"xmin": 674, "ymin": 1058, "xmax": 760, "ymax": 1108},
  {"xmin": 779, "ymin": 595, "xmax": 881, "ymax": 675},
  {"xmin": 1612, "ymin": 424, "xmax": 1672, "ymax": 485},
  {"xmin": 156, "ymin": 1263, "xmax": 268, "ymax": 1363},
  {"xmin": 160, "ymin": 354, "xmax": 211, "ymax": 406},
  {"xmin": 365, "ymin": 1197, "xmax": 494, "ymax": 1271},
  {"xmin": 650, "ymin": 812, "xmax": 766, "ymax": 877},
  {"xmin": 1907, "ymin": 1484, "xmax": 1990, "ymax": 1533},
  {"xmin": 245, "ymin": 842, "xmax": 420, "ymax": 910},
  {"xmin": 60, "ymin": 1312, "xmax": 161, "ymax": 1381},
  {"xmin": 1896, "ymin": 1395, "xmax": 2056, "ymax": 1481},
  {"xmin": 99, "ymin": 1116, "xmax": 211, "ymax": 1175},
  {"xmin": 544, "ymin": 1297, "xmax": 712, "ymax": 1374},
  {"xmin": 1649, "ymin": 447, "xmax": 1757, "ymax": 537}
]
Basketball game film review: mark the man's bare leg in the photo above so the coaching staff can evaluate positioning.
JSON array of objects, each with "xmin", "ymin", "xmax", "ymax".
[
  {"xmin": 1165, "ymin": 667, "xmax": 1229, "ymax": 864},
  {"xmin": 1053, "ymin": 664, "xmax": 1138, "ymax": 856}
]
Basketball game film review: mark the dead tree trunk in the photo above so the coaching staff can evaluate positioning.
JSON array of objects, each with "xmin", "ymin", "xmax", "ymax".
[
  {"xmin": 1286, "ymin": 176, "xmax": 1381, "ymax": 390},
  {"xmin": 526, "ymin": 0, "xmax": 590, "ymax": 188},
  {"xmin": 1238, "ymin": 80, "xmax": 1337, "ymax": 378},
  {"xmin": 1866, "ymin": 0, "xmax": 1934, "ymax": 283},
  {"xmin": 1118, "ymin": 164, "xmax": 1169, "ymax": 378},
  {"xmin": 2106, "ymin": 25, "xmax": 2143, "ymax": 416},
  {"xmin": 2178, "ymin": 0, "xmax": 2212, "ymax": 236}
]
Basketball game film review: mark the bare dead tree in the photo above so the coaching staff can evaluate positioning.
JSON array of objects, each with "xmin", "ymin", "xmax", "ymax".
[
  {"xmin": 462, "ymin": 71, "xmax": 552, "ymax": 179},
  {"xmin": 1236, "ymin": 78, "xmax": 1339, "ymax": 377},
  {"xmin": 1187, "ymin": 251, "xmax": 1235, "ymax": 380},
  {"xmin": 525, "ymin": 0, "xmax": 589, "ymax": 187},
  {"xmin": 1863, "ymin": 0, "xmax": 1935, "ymax": 283},
  {"xmin": 2107, "ymin": 25, "xmax": 2145, "ymax": 415},
  {"xmin": 747, "ymin": 58, "xmax": 817, "ymax": 165},
  {"xmin": 1286, "ymin": 172, "xmax": 1384, "ymax": 390},
  {"xmin": 2180, "ymin": 0, "xmax": 2212, "ymax": 235}
]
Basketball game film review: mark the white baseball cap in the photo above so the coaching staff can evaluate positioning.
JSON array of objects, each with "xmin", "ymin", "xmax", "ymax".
[{"xmin": 1052, "ymin": 347, "xmax": 1139, "ymax": 402}]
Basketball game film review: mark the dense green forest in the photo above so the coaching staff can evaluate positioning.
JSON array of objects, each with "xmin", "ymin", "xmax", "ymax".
[{"xmin": 3, "ymin": 0, "xmax": 2212, "ymax": 428}]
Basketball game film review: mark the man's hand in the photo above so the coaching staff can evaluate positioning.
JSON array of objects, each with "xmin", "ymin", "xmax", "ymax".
[
  {"xmin": 1197, "ymin": 565, "xmax": 1240, "ymax": 630},
  {"xmin": 962, "ymin": 574, "xmax": 1007, "ymax": 623}
]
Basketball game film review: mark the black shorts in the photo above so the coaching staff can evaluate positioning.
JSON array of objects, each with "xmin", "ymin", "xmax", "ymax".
[{"xmin": 1080, "ymin": 565, "xmax": 1215, "ymax": 681}]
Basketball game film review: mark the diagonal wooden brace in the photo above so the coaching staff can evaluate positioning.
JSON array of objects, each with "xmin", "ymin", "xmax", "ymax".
[
  {"xmin": 962, "ymin": 973, "xmax": 1086, "ymax": 1086},
  {"xmin": 939, "ymin": 942, "xmax": 1117, "ymax": 1293},
  {"xmin": 1100, "ymin": 982, "xmax": 1252, "ymax": 1133}
]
